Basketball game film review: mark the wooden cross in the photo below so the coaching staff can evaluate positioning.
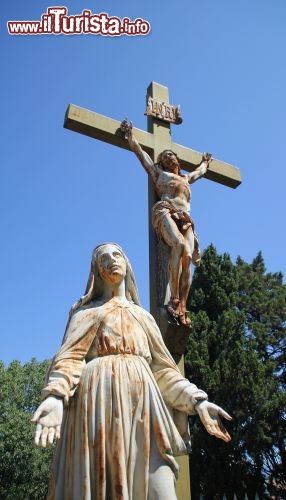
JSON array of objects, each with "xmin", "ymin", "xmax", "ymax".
[{"xmin": 64, "ymin": 81, "xmax": 241, "ymax": 500}]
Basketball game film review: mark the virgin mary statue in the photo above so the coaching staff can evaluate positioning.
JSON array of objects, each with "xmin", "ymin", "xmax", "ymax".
[{"xmin": 33, "ymin": 243, "xmax": 231, "ymax": 500}]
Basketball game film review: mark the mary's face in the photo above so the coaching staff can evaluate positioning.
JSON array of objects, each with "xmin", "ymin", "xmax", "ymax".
[{"xmin": 96, "ymin": 245, "xmax": 127, "ymax": 285}]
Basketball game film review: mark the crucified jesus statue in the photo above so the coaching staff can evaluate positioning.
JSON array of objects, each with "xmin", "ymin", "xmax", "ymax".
[{"xmin": 121, "ymin": 119, "xmax": 212, "ymax": 328}]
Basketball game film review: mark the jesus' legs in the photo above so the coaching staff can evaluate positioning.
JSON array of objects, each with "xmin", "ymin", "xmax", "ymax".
[{"xmin": 159, "ymin": 215, "xmax": 185, "ymax": 319}]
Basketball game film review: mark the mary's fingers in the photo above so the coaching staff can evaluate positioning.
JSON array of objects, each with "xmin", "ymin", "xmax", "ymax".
[
  {"xmin": 41, "ymin": 426, "xmax": 49, "ymax": 448},
  {"xmin": 34, "ymin": 423, "xmax": 42, "ymax": 446},
  {"xmin": 55, "ymin": 425, "xmax": 61, "ymax": 440},
  {"xmin": 48, "ymin": 427, "xmax": 55, "ymax": 445},
  {"xmin": 217, "ymin": 427, "xmax": 231, "ymax": 442},
  {"xmin": 221, "ymin": 430, "xmax": 231, "ymax": 442},
  {"xmin": 216, "ymin": 421, "xmax": 231, "ymax": 442},
  {"xmin": 206, "ymin": 423, "xmax": 217, "ymax": 436},
  {"xmin": 205, "ymin": 419, "xmax": 231, "ymax": 442},
  {"xmin": 209, "ymin": 426, "xmax": 230, "ymax": 442}
]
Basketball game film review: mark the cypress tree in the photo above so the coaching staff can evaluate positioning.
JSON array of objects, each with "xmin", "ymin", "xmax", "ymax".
[{"xmin": 186, "ymin": 245, "xmax": 286, "ymax": 500}]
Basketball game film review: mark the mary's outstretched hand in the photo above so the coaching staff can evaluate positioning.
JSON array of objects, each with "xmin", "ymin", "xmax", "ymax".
[
  {"xmin": 195, "ymin": 400, "xmax": 232, "ymax": 442},
  {"xmin": 32, "ymin": 396, "xmax": 63, "ymax": 447}
]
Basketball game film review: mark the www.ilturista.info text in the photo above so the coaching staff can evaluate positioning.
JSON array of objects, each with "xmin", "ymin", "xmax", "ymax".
[{"xmin": 7, "ymin": 7, "xmax": 151, "ymax": 36}]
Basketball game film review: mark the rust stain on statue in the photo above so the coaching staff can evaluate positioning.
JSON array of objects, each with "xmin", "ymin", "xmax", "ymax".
[
  {"xmin": 152, "ymin": 420, "xmax": 166, "ymax": 451},
  {"xmin": 115, "ymin": 484, "xmax": 124, "ymax": 497},
  {"xmin": 113, "ymin": 441, "xmax": 124, "ymax": 500}
]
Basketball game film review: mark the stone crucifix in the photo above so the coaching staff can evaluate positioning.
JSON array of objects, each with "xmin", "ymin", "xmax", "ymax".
[{"xmin": 64, "ymin": 81, "xmax": 241, "ymax": 353}]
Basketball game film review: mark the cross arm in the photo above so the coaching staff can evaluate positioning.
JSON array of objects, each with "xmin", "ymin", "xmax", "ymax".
[
  {"xmin": 172, "ymin": 143, "xmax": 241, "ymax": 189},
  {"xmin": 64, "ymin": 104, "xmax": 154, "ymax": 157},
  {"xmin": 64, "ymin": 104, "xmax": 241, "ymax": 189}
]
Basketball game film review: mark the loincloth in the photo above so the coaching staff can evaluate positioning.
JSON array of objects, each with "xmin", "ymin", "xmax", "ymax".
[{"xmin": 152, "ymin": 201, "xmax": 201, "ymax": 266}]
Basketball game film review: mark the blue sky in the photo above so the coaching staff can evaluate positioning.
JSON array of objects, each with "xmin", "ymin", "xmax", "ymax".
[{"xmin": 2, "ymin": 0, "xmax": 286, "ymax": 364}]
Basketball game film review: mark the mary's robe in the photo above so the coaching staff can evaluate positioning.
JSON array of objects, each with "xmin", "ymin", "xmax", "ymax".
[{"xmin": 42, "ymin": 298, "xmax": 207, "ymax": 500}]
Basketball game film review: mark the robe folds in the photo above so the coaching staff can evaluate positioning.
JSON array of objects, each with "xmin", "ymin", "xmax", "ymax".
[{"xmin": 43, "ymin": 298, "xmax": 207, "ymax": 500}]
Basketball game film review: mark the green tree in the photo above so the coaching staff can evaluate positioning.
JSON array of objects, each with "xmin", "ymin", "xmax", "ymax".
[
  {"xmin": 186, "ymin": 245, "xmax": 286, "ymax": 500},
  {"xmin": 0, "ymin": 359, "xmax": 53, "ymax": 500}
]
